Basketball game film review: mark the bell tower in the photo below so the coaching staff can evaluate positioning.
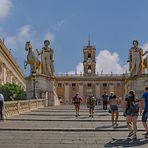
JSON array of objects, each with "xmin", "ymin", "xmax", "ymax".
[{"xmin": 83, "ymin": 40, "xmax": 96, "ymax": 76}]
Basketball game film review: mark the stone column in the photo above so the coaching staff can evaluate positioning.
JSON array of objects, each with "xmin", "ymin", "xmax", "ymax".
[
  {"xmin": 64, "ymin": 83, "xmax": 69, "ymax": 104},
  {"xmin": 96, "ymin": 83, "xmax": 100, "ymax": 99}
]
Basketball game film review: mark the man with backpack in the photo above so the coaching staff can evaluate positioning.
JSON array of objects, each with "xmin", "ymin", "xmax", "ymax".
[
  {"xmin": 87, "ymin": 94, "xmax": 96, "ymax": 118},
  {"xmin": 72, "ymin": 93, "xmax": 83, "ymax": 117},
  {"xmin": 102, "ymin": 92, "xmax": 109, "ymax": 110},
  {"xmin": 0, "ymin": 90, "xmax": 4, "ymax": 121},
  {"xmin": 139, "ymin": 86, "xmax": 148, "ymax": 138}
]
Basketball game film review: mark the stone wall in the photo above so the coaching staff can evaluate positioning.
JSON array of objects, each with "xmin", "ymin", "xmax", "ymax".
[{"xmin": 4, "ymin": 99, "xmax": 46, "ymax": 118}]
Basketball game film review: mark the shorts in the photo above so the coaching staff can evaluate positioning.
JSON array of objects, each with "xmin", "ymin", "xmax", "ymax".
[
  {"xmin": 142, "ymin": 111, "xmax": 148, "ymax": 122},
  {"xmin": 74, "ymin": 103, "xmax": 80, "ymax": 107},
  {"xmin": 126, "ymin": 110, "xmax": 138, "ymax": 116},
  {"xmin": 111, "ymin": 105, "xmax": 118, "ymax": 112},
  {"xmin": 89, "ymin": 106, "xmax": 95, "ymax": 110}
]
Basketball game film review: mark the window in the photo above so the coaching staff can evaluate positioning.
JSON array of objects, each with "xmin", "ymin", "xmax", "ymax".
[
  {"xmin": 103, "ymin": 83, "xmax": 107, "ymax": 87},
  {"xmin": 88, "ymin": 83, "xmax": 92, "ymax": 87},
  {"xmin": 58, "ymin": 83, "xmax": 62, "ymax": 87},
  {"xmin": 88, "ymin": 65, "xmax": 92, "ymax": 73},
  {"xmin": 88, "ymin": 65, "xmax": 91, "ymax": 70},
  {"xmin": 117, "ymin": 83, "xmax": 121, "ymax": 87},
  {"xmin": 72, "ymin": 83, "xmax": 76, "ymax": 87},
  {"xmin": 110, "ymin": 83, "xmax": 113, "ymax": 86},
  {"xmin": 88, "ymin": 53, "xmax": 91, "ymax": 59}
]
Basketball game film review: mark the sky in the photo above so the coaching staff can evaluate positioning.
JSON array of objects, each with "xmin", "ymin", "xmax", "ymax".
[{"xmin": 0, "ymin": 0, "xmax": 148, "ymax": 76}]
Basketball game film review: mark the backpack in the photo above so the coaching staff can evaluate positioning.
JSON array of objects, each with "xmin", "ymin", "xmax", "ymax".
[
  {"xmin": 87, "ymin": 97, "xmax": 95, "ymax": 106},
  {"xmin": 129, "ymin": 101, "xmax": 139, "ymax": 113}
]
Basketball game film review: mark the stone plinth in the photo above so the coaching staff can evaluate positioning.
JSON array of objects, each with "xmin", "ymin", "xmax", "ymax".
[
  {"xmin": 25, "ymin": 74, "xmax": 60, "ymax": 106},
  {"xmin": 125, "ymin": 74, "xmax": 148, "ymax": 98}
]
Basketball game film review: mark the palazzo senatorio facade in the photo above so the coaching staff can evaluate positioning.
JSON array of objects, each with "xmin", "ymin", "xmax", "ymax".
[
  {"xmin": 56, "ymin": 41, "xmax": 127, "ymax": 104},
  {"xmin": 0, "ymin": 39, "xmax": 26, "ymax": 90}
]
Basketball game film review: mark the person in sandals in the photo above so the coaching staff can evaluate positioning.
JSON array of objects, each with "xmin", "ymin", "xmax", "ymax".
[
  {"xmin": 87, "ymin": 94, "xmax": 96, "ymax": 118},
  {"xmin": 109, "ymin": 94, "xmax": 119, "ymax": 127},
  {"xmin": 72, "ymin": 93, "xmax": 83, "ymax": 117},
  {"xmin": 124, "ymin": 90, "xmax": 139, "ymax": 139}
]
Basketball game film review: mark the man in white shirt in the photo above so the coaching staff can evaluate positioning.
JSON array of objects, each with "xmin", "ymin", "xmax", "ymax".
[{"xmin": 0, "ymin": 90, "xmax": 4, "ymax": 121}]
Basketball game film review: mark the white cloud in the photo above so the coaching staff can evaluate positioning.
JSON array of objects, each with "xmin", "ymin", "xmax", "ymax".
[
  {"xmin": 52, "ymin": 20, "xmax": 65, "ymax": 32},
  {"xmin": 76, "ymin": 62, "xmax": 84, "ymax": 74},
  {"xmin": 69, "ymin": 49, "xmax": 128, "ymax": 74},
  {"xmin": 0, "ymin": 0, "xmax": 12, "ymax": 20},
  {"xmin": 44, "ymin": 32, "xmax": 55, "ymax": 42},
  {"xmin": 4, "ymin": 25, "xmax": 35, "ymax": 75},
  {"xmin": 96, "ymin": 50, "xmax": 128, "ymax": 74},
  {"xmin": 6, "ymin": 25, "xmax": 32, "ymax": 47},
  {"xmin": 142, "ymin": 42, "xmax": 148, "ymax": 57}
]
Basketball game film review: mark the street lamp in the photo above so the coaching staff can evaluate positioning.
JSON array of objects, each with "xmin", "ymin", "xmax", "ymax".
[{"xmin": 32, "ymin": 72, "xmax": 37, "ymax": 99}]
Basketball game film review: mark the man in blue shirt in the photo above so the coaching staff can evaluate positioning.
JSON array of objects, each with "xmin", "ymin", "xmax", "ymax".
[
  {"xmin": 140, "ymin": 87, "xmax": 148, "ymax": 138},
  {"xmin": 102, "ymin": 92, "xmax": 109, "ymax": 110}
]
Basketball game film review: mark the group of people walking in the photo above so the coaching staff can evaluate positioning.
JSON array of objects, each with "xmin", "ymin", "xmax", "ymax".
[{"xmin": 72, "ymin": 86, "xmax": 148, "ymax": 139}]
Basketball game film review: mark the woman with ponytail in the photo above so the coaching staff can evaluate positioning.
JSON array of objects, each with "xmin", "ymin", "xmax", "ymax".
[{"xmin": 124, "ymin": 90, "xmax": 139, "ymax": 139}]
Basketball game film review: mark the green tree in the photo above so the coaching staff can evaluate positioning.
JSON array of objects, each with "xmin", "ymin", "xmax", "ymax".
[{"xmin": 0, "ymin": 83, "xmax": 26, "ymax": 101}]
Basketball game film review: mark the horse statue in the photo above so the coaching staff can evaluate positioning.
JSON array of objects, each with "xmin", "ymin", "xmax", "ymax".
[
  {"xmin": 24, "ymin": 41, "xmax": 40, "ymax": 74},
  {"xmin": 143, "ymin": 54, "xmax": 148, "ymax": 73}
]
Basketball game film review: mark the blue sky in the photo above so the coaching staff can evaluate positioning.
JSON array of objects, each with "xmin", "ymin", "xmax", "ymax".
[{"xmin": 1, "ymin": 0, "xmax": 148, "ymax": 75}]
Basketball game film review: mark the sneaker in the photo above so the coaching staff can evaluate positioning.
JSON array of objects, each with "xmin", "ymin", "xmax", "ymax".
[
  {"xmin": 114, "ymin": 123, "xmax": 118, "ymax": 126},
  {"xmin": 75, "ymin": 115, "xmax": 78, "ymax": 117},
  {"xmin": 145, "ymin": 132, "xmax": 148, "ymax": 138},
  {"xmin": 128, "ymin": 131, "xmax": 134, "ymax": 137},
  {"xmin": 92, "ymin": 115, "xmax": 94, "ymax": 118},
  {"xmin": 133, "ymin": 134, "xmax": 137, "ymax": 139},
  {"xmin": 89, "ymin": 115, "xmax": 91, "ymax": 117},
  {"xmin": 78, "ymin": 114, "xmax": 80, "ymax": 116}
]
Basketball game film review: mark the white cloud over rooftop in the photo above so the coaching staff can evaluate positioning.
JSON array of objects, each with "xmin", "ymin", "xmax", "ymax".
[{"xmin": 0, "ymin": 0, "xmax": 12, "ymax": 20}]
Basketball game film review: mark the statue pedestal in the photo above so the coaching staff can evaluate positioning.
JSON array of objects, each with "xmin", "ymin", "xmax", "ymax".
[
  {"xmin": 25, "ymin": 74, "xmax": 60, "ymax": 106},
  {"xmin": 125, "ymin": 74, "xmax": 148, "ymax": 98}
]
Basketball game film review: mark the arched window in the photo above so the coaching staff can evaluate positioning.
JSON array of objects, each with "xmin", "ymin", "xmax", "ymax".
[
  {"xmin": 88, "ymin": 53, "xmax": 91, "ymax": 59},
  {"xmin": 88, "ymin": 65, "xmax": 91, "ymax": 73}
]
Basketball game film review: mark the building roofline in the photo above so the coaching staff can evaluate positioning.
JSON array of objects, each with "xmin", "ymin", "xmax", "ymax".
[{"xmin": 0, "ymin": 39, "xmax": 25, "ymax": 81}]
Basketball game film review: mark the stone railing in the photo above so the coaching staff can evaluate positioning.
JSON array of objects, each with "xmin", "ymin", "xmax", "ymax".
[{"xmin": 4, "ymin": 99, "xmax": 45, "ymax": 118}]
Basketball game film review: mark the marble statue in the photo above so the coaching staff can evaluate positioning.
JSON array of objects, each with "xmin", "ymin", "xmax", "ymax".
[
  {"xmin": 128, "ymin": 40, "xmax": 147, "ymax": 76},
  {"xmin": 24, "ymin": 41, "xmax": 40, "ymax": 74},
  {"xmin": 37, "ymin": 40, "xmax": 54, "ymax": 76}
]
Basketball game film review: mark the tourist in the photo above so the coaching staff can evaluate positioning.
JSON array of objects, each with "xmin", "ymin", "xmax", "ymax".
[
  {"xmin": 87, "ymin": 94, "xmax": 96, "ymax": 118},
  {"xmin": 109, "ymin": 95, "xmax": 119, "ymax": 127},
  {"xmin": 0, "ymin": 90, "xmax": 4, "ymax": 121},
  {"xmin": 139, "ymin": 86, "xmax": 148, "ymax": 138},
  {"xmin": 109, "ymin": 92, "xmax": 114, "ymax": 101},
  {"xmin": 102, "ymin": 92, "xmax": 109, "ymax": 110},
  {"xmin": 72, "ymin": 93, "xmax": 83, "ymax": 117},
  {"xmin": 124, "ymin": 90, "xmax": 139, "ymax": 139}
]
